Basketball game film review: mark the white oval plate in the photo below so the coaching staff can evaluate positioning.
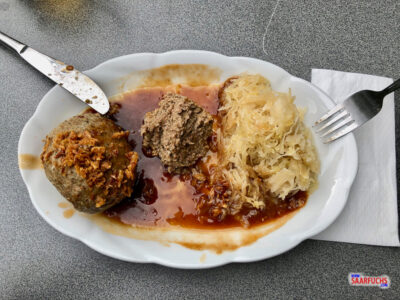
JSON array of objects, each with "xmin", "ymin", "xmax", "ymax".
[{"xmin": 18, "ymin": 50, "xmax": 358, "ymax": 269}]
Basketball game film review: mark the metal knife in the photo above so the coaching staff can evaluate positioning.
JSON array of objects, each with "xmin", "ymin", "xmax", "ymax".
[{"xmin": 0, "ymin": 31, "xmax": 109, "ymax": 114}]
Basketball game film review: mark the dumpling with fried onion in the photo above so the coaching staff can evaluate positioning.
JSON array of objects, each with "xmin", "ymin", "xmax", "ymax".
[{"xmin": 40, "ymin": 111, "xmax": 138, "ymax": 213}]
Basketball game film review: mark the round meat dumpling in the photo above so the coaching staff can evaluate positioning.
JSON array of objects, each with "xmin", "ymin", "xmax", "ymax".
[
  {"xmin": 40, "ymin": 112, "xmax": 138, "ymax": 213},
  {"xmin": 141, "ymin": 93, "xmax": 213, "ymax": 173}
]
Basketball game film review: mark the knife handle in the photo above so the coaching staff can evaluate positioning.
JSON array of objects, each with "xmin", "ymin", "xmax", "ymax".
[{"xmin": 0, "ymin": 31, "xmax": 27, "ymax": 54}]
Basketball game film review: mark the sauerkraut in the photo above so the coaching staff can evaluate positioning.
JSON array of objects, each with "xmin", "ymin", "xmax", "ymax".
[{"xmin": 218, "ymin": 74, "xmax": 319, "ymax": 208}]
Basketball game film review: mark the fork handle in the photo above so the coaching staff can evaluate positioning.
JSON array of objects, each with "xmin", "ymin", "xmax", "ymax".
[{"xmin": 381, "ymin": 78, "xmax": 400, "ymax": 96}]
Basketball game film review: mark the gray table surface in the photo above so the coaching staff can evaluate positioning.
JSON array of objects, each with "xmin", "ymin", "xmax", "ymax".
[{"xmin": 0, "ymin": 0, "xmax": 399, "ymax": 299}]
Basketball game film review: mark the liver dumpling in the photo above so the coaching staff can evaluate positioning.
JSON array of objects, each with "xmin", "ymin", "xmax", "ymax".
[{"xmin": 141, "ymin": 93, "xmax": 213, "ymax": 173}]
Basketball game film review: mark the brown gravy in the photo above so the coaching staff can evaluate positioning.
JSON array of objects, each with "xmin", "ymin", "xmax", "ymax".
[
  {"xmin": 58, "ymin": 202, "xmax": 70, "ymax": 209},
  {"xmin": 117, "ymin": 64, "xmax": 222, "ymax": 93},
  {"xmin": 138, "ymin": 64, "xmax": 222, "ymax": 88},
  {"xmin": 18, "ymin": 154, "xmax": 43, "ymax": 170},
  {"xmin": 104, "ymin": 85, "xmax": 307, "ymax": 229},
  {"xmin": 63, "ymin": 209, "xmax": 75, "ymax": 219}
]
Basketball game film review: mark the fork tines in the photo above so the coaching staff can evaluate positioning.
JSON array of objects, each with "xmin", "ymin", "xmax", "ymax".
[{"xmin": 313, "ymin": 104, "xmax": 357, "ymax": 143}]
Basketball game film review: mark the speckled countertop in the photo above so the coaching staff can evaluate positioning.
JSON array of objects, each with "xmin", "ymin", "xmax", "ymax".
[{"xmin": 0, "ymin": 0, "xmax": 399, "ymax": 299}]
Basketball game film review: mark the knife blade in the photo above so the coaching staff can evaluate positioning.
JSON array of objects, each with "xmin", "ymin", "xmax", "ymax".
[{"xmin": 0, "ymin": 31, "xmax": 109, "ymax": 114}]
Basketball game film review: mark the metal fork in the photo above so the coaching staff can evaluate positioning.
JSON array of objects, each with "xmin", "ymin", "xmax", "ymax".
[{"xmin": 314, "ymin": 78, "xmax": 400, "ymax": 143}]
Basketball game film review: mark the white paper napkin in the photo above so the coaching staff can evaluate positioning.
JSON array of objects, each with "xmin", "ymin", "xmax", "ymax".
[{"xmin": 311, "ymin": 69, "xmax": 399, "ymax": 246}]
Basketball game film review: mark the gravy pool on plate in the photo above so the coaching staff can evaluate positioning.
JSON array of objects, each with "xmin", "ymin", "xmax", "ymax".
[{"xmin": 104, "ymin": 74, "xmax": 318, "ymax": 229}]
